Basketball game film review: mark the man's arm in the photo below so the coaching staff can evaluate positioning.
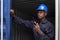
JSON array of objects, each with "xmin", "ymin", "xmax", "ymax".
[
  {"xmin": 10, "ymin": 9, "xmax": 33, "ymax": 28},
  {"xmin": 40, "ymin": 24, "xmax": 54, "ymax": 40},
  {"xmin": 34, "ymin": 22, "xmax": 54, "ymax": 40},
  {"xmin": 33, "ymin": 21, "xmax": 44, "ymax": 35}
]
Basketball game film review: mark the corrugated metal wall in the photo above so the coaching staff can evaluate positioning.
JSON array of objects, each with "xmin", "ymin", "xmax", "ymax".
[{"xmin": 11, "ymin": 22, "xmax": 34, "ymax": 40}]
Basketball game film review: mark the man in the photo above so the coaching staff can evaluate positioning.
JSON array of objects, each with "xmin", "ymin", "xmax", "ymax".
[{"xmin": 10, "ymin": 4, "xmax": 54, "ymax": 40}]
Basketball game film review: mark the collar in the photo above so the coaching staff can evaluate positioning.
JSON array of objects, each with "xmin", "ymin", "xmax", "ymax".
[{"xmin": 40, "ymin": 19, "xmax": 48, "ymax": 24}]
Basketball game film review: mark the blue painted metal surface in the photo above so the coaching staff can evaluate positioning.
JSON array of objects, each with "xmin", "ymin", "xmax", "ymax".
[
  {"xmin": 0, "ymin": 0, "xmax": 1, "ymax": 40},
  {"xmin": 4, "ymin": 0, "xmax": 11, "ymax": 40}
]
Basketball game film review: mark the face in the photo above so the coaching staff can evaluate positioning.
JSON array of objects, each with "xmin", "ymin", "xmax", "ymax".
[{"xmin": 37, "ymin": 10, "xmax": 47, "ymax": 19}]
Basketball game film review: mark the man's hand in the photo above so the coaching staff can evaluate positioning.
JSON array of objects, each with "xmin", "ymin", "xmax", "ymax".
[
  {"xmin": 33, "ymin": 21, "xmax": 44, "ymax": 35},
  {"xmin": 10, "ymin": 9, "xmax": 14, "ymax": 15},
  {"xmin": 34, "ymin": 21, "xmax": 40, "ymax": 32}
]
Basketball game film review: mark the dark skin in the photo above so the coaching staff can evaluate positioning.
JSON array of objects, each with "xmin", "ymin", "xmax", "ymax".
[
  {"xmin": 34, "ymin": 11, "xmax": 47, "ymax": 35},
  {"xmin": 10, "ymin": 9, "xmax": 47, "ymax": 36}
]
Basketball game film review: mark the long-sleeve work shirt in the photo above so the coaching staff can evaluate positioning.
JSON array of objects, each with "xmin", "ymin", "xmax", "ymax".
[{"xmin": 13, "ymin": 15, "xmax": 54, "ymax": 40}]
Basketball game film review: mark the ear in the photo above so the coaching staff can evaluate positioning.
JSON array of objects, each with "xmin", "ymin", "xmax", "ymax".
[{"xmin": 45, "ymin": 13, "xmax": 47, "ymax": 16}]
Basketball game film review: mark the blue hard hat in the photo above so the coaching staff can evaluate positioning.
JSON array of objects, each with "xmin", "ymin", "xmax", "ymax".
[{"xmin": 36, "ymin": 4, "xmax": 48, "ymax": 11}]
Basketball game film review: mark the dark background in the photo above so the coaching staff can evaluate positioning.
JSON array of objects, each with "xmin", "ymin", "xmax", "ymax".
[{"xmin": 11, "ymin": 0, "xmax": 55, "ymax": 40}]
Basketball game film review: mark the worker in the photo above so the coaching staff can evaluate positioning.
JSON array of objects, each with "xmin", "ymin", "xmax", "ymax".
[{"xmin": 10, "ymin": 4, "xmax": 54, "ymax": 40}]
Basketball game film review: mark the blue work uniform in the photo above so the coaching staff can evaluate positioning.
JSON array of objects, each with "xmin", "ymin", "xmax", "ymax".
[{"xmin": 13, "ymin": 15, "xmax": 54, "ymax": 40}]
